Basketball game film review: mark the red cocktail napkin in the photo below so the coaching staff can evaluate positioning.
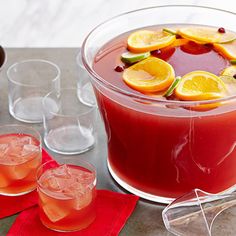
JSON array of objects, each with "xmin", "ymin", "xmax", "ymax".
[
  {"xmin": 8, "ymin": 190, "xmax": 139, "ymax": 236},
  {"xmin": 0, "ymin": 149, "xmax": 55, "ymax": 219}
]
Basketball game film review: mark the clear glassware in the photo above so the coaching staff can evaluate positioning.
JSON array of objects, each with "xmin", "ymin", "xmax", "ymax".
[
  {"xmin": 162, "ymin": 188, "xmax": 236, "ymax": 236},
  {"xmin": 0, "ymin": 124, "xmax": 42, "ymax": 196},
  {"xmin": 37, "ymin": 157, "xmax": 96, "ymax": 232},
  {"xmin": 7, "ymin": 59, "xmax": 60, "ymax": 123},
  {"xmin": 42, "ymin": 88, "xmax": 96, "ymax": 155},
  {"xmin": 76, "ymin": 51, "xmax": 97, "ymax": 107},
  {"xmin": 81, "ymin": 5, "xmax": 236, "ymax": 203}
]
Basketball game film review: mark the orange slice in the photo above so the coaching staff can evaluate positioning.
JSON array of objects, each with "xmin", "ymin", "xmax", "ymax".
[
  {"xmin": 214, "ymin": 40, "xmax": 236, "ymax": 60},
  {"xmin": 127, "ymin": 30, "xmax": 176, "ymax": 53},
  {"xmin": 175, "ymin": 71, "xmax": 227, "ymax": 101},
  {"xmin": 169, "ymin": 38, "xmax": 189, "ymax": 47},
  {"xmin": 221, "ymin": 65, "xmax": 236, "ymax": 77},
  {"xmin": 123, "ymin": 57, "xmax": 175, "ymax": 92},
  {"xmin": 178, "ymin": 27, "xmax": 236, "ymax": 44}
]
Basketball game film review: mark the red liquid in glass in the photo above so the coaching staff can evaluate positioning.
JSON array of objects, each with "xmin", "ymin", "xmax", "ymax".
[
  {"xmin": 38, "ymin": 165, "xmax": 96, "ymax": 231},
  {"xmin": 0, "ymin": 133, "xmax": 41, "ymax": 195},
  {"xmin": 93, "ymin": 26, "xmax": 236, "ymax": 198}
]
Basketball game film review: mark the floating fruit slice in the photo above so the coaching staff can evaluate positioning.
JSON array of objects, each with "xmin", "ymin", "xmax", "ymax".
[
  {"xmin": 164, "ymin": 76, "xmax": 181, "ymax": 97},
  {"xmin": 121, "ymin": 51, "xmax": 150, "ymax": 64},
  {"xmin": 178, "ymin": 27, "xmax": 236, "ymax": 44},
  {"xmin": 169, "ymin": 38, "xmax": 189, "ymax": 47},
  {"xmin": 163, "ymin": 28, "xmax": 177, "ymax": 35},
  {"xmin": 42, "ymin": 202, "xmax": 70, "ymax": 222},
  {"xmin": 221, "ymin": 65, "xmax": 236, "ymax": 77},
  {"xmin": 175, "ymin": 71, "xmax": 227, "ymax": 101},
  {"xmin": 0, "ymin": 172, "xmax": 10, "ymax": 188},
  {"xmin": 127, "ymin": 30, "xmax": 176, "ymax": 53},
  {"xmin": 123, "ymin": 57, "xmax": 175, "ymax": 92},
  {"xmin": 214, "ymin": 40, "xmax": 236, "ymax": 60},
  {"xmin": 219, "ymin": 75, "xmax": 236, "ymax": 96}
]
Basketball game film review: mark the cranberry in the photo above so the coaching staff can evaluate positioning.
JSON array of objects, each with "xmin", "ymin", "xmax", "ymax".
[
  {"xmin": 204, "ymin": 43, "xmax": 213, "ymax": 49},
  {"xmin": 233, "ymin": 74, "xmax": 236, "ymax": 79},
  {"xmin": 114, "ymin": 65, "xmax": 124, "ymax": 72},
  {"xmin": 218, "ymin": 27, "xmax": 226, "ymax": 33},
  {"xmin": 176, "ymin": 34, "xmax": 182, "ymax": 39},
  {"xmin": 151, "ymin": 49, "xmax": 162, "ymax": 57}
]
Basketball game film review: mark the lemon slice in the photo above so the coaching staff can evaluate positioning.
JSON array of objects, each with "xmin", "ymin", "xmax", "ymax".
[
  {"xmin": 175, "ymin": 71, "xmax": 227, "ymax": 101},
  {"xmin": 123, "ymin": 57, "xmax": 175, "ymax": 92},
  {"xmin": 214, "ymin": 40, "xmax": 236, "ymax": 60},
  {"xmin": 127, "ymin": 30, "xmax": 176, "ymax": 53},
  {"xmin": 221, "ymin": 65, "xmax": 236, "ymax": 77},
  {"xmin": 178, "ymin": 27, "xmax": 236, "ymax": 44}
]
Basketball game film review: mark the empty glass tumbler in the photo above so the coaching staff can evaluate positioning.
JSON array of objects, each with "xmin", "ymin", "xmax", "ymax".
[
  {"xmin": 7, "ymin": 59, "xmax": 60, "ymax": 123},
  {"xmin": 42, "ymin": 88, "xmax": 96, "ymax": 155}
]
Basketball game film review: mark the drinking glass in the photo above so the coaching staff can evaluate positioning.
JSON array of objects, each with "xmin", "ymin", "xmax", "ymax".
[
  {"xmin": 76, "ymin": 51, "xmax": 97, "ymax": 107},
  {"xmin": 37, "ymin": 157, "xmax": 96, "ymax": 232},
  {"xmin": 42, "ymin": 88, "xmax": 96, "ymax": 155},
  {"xmin": 0, "ymin": 124, "xmax": 42, "ymax": 196},
  {"xmin": 162, "ymin": 189, "xmax": 236, "ymax": 236},
  {"xmin": 81, "ymin": 5, "xmax": 236, "ymax": 203},
  {"xmin": 7, "ymin": 59, "xmax": 60, "ymax": 123}
]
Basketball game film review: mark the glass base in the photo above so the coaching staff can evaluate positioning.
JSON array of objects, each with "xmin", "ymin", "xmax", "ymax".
[
  {"xmin": 44, "ymin": 125, "xmax": 95, "ymax": 155},
  {"xmin": 41, "ymin": 215, "xmax": 96, "ymax": 232},
  {"xmin": 0, "ymin": 187, "xmax": 35, "ymax": 196},
  {"xmin": 107, "ymin": 159, "xmax": 174, "ymax": 204},
  {"xmin": 107, "ymin": 159, "xmax": 236, "ymax": 204},
  {"xmin": 9, "ymin": 97, "xmax": 44, "ymax": 123}
]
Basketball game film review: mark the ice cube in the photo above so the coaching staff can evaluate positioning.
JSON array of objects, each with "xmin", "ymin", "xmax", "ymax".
[
  {"xmin": 62, "ymin": 182, "xmax": 84, "ymax": 198},
  {"xmin": 42, "ymin": 202, "xmax": 70, "ymax": 223},
  {"xmin": 10, "ymin": 164, "xmax": 32, "ymax": 180},
  {"xmin": 46, "ymin": 177, "xmax": 62, "ymax": 192},
  {"xmin": 52, "ymin": 165, "xmax": 72, "ymax": 179},
  {"xmin": 16, "ymin": 136, "xmax": 32, "ymax": 146},
  {"xmin": 21, "ymin": 144, "xmax": 39, "ymax": 156},
  {"xmin": 8, "ymin": 145, "xmax": 23, "ymax": 158},
  {"xmin": 61, "ymin": 187, "xmax": 76, "ymax": 198},
  {"xmin": 0, "ymin": 172, "xmax": 10, "ymax": 188},
  {"xmin": 9, "ymin": 136, "xmax": 33, "ymax": 151},
  {"xmin": 73, "ymin": 186, "xmax": 93, "ymax": 210},
  {"xmin": 0, "ymin": 144, "xmax": 9, "ymax": 158},
  {"xmin": 26, "ymin": 155, "xmax": 41, "ymax": 169},
  {"xmin": 64, "ymin": 182, "xmax": 93, "ymax": 210},
  {"xmin": 75, "ymin": 170, "xmax": 95, "ymax": 186}
]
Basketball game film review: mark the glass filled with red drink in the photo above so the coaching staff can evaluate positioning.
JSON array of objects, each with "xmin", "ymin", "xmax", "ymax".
[
  {"xmin": 37, "ymin": 158, "xmax": 96, "ymax": 232},
  {"xmin": 81, "ymin": 6, "xmax": 236, "ymax": 203},
  {"xmin": 0, "ymin": 124, "xmax": 42, "ymax": 196}
]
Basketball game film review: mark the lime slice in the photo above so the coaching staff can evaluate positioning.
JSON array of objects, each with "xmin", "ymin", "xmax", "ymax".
[
  {"xmin": 221, "ymin": 65, "xmax": 236, "ymax": 77},
  {"xmin": 230, "ymin": 59, "xmax": 236, "ymax": 65},
  {"xmin": 163, "ymin": 28, "xmax": 177, "ymax": 35},
  {"xmin": 121, "ymin": 51, "xmax": 150, "ymax": 64},
  {"xmin": 164, "ymin": 76, "xmax": 181, "ymax": 97},
  {"xmin": 219, "ymin": 75, "xmax": 236, "ymax": 95}
]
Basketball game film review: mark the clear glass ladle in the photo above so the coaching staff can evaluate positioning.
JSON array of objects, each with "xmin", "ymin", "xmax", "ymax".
[{"xmin": 162, "ymin": 189, "xmax": 236, "ymax": 236}]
